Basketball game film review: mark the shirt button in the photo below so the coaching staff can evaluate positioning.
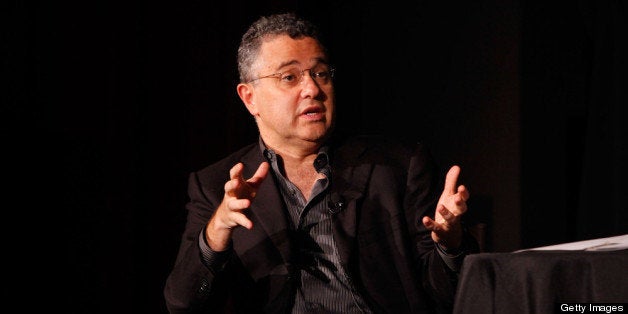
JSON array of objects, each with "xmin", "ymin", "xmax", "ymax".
[{"xmin": 314, "ymin": 155, "xmax": 328, "ymax": 169}]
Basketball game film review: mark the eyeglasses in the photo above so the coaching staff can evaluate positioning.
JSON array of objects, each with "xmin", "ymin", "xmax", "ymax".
[{"xmin": 248, "ymin": 65, "xmax": 335, "ymax": 89}]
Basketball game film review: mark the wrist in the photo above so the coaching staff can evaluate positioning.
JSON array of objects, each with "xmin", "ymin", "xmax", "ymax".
[{"xmin": 205, "ymin": 219, "xmax": 233, "ymax": 251}]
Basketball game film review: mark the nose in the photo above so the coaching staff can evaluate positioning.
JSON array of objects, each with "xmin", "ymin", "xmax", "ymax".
[
  {"xmin": 300, "ymin": 69, "xmax": 321, "ymax": 85},
  {"xmin": 299, "ymin": 71, "xmax": 322, "ymax": 97},
  {"xmin": 300, "ymin": 69, "xmax": 317, "ymax": 84}
]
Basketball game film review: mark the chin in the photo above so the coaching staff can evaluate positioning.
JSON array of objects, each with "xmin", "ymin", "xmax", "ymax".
[{"xmin": 300, "ymin": 130, "xmax": 328, "ymax": 142}]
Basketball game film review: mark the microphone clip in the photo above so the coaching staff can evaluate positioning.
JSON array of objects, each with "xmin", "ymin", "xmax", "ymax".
[{"xmin": 328, "ymin": 200, "xmax": 345, "ymax": 214}]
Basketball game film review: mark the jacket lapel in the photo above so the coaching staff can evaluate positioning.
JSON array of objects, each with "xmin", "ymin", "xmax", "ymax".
[
  {"xmin": 330, "ymin": 140, "xmax": 372, "ymax": 268},
  {"xmin": 230, "ymin": 139, "xmax": 373, "ymax": 283},
  {"xmin": 231, "ymin": 148, "xmax": 293, "ymax": 279}
]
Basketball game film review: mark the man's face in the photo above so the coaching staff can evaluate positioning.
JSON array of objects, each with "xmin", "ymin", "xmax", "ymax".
[{"xmin": 239, "ymin": 35, "xmax": 335, "ymax": 149}]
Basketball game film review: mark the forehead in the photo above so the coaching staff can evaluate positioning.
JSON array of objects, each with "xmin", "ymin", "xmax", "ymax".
[{"xmin": 255, "ymin": 35, "xmax": 327, "ymax": 71}]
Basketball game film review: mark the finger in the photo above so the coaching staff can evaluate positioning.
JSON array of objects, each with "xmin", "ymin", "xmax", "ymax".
[
  {"xmin": 230, "ymin": 162, "xmax": 244, "ymax": 180},
  {"xmin": 433, "ymin": 203, "xmax": 445, "ymax": 221},
  {"xmin": 457, "ymin": 185, "xmax": 470, "ymax": 202},
  {"xmin": 232, "ymin": 212, "xmax": 253, "ymax": 229},
  {"xmin": 248, "ymin": 162, "xmax": 270, "ymax": 185},
  {"xmin": 227, "ymin": 199, "xmax": 251, "ymax": 211},
  {"xmin": 454, "ymin": 193, "xmax": 468, "ymax": 209},
  {"xmin": 422, "ymin": 216, "xmax": 436, "ymax": 230},
  {"xmin": 443, "ymin": 165, "xmax": 461, "ymax": 195},
  {"xmin": 224, "ymin": 178, "xmax": 241, "ymax": 196},
  {"xmin": 422, "ymin": 216, "xmax": 445, "ymax": 233},
  {"xmin": 438, "ymin": 206, "xmax": 456, "ymax": 224},
  {"xmin": 253, "ymin": 162, "xmax": 269, "ymax": 178}
]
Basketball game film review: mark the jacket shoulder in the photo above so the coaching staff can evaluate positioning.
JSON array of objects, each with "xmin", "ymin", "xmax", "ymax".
[
  {"xmin": 332, "ymin": 134, "xmax": 432, "ymax": 166},
  {"xmin": 193, "ymin": 143, "xmax": 262, "ymax": 187}
]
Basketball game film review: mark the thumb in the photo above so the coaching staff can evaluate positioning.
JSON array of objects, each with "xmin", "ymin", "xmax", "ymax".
[{"xmin": 442, "ymin": 165, "xmax": 461, "ymax": 196}]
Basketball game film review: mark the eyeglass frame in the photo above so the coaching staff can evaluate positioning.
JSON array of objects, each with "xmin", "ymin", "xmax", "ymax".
[{"xmin": 246, "ymin": 66, "xmax": 336, "ymax": 87}]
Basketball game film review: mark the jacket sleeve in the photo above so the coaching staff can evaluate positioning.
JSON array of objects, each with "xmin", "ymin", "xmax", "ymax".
[
  {"xmin": 405, "ymin": 142, "xmax": 480, "ymax": 313},
  {"xmin": 163, "ymin": 171, "xmax": 232, "ymax": 313}
]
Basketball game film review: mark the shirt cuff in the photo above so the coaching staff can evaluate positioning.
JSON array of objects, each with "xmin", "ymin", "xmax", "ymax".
[
  {"xmin": 198, "ymin": 230, "xmax": 232, "ymax": 273},
  {"xmin": 436, "ymin": 242, "xmax": 466, "ymax": 272}
]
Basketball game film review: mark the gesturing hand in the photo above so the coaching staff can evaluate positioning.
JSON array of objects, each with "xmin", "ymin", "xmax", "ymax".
[
  {"xmin": 205, "ymin": 162, "xmax": 269, "ymax": 251},
  {"xmin": 422, "ymin": 165, "xmax": 469, "ymax": 250}
]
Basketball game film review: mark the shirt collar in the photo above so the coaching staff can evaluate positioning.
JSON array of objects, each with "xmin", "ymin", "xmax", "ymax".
[{"xmin": 258, "ymin": 137, "xmax": 330, "ymax": 172}]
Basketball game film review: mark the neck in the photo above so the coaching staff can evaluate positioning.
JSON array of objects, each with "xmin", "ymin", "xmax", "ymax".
[
  {"xmin": 267, "ymin": 141, "xmax": 320, "ymax": 163},
  {"xmin": 261, "ymin": 134, "xmax": 324, "ymax": 157}
]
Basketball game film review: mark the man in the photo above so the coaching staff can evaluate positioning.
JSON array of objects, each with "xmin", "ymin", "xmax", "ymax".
[{"xmin": 164, "ymin": 12, "xmax": 478, "ymax": 314}]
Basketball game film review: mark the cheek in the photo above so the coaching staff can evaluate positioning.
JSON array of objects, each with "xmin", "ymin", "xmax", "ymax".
[
  {"xmin": 261, "ymin": 93, "xmax": 298, "ymax": 114},
  {"xmin": 258, "ymin": 100, "xmax": 294, "ymax": 124},
  {"xmin": 255, "ymin": 90, "xmax": 305, "ymax": 124}
]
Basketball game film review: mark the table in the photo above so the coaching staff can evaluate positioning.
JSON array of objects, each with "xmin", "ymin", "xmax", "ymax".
[{"xmin": 453, "ymin": 250, "xmax": 628, "ymax": 314}]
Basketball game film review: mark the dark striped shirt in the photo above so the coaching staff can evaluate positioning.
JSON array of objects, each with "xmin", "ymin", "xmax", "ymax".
[
  {"xmin": 263, "ymin": 146, "xmax": 372, "ymax": 314},
  {"xmin": 197, "ymin": 141, "xmax": 464, "ymax": 312}
]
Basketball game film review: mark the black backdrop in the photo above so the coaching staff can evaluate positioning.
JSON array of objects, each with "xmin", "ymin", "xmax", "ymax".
[{"xmin": 7, "ymin": 0, "xmax": 626, "ymax": 312}]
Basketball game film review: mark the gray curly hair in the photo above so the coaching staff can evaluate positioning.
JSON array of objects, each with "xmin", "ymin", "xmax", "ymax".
[{"xmin": 237, "ymin": 12, "xmax": 327, "ymax": 83}]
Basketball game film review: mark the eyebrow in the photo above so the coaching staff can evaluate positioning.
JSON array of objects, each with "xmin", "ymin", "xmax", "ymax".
[{"xmin": 275, "ymin": 57, "xmax": 328, "ymax": 71}]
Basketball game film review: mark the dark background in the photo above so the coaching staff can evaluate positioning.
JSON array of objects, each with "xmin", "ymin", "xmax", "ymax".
[{"xmin": 7, "ymin": 0, "xmax": 626, "ymax": 313}]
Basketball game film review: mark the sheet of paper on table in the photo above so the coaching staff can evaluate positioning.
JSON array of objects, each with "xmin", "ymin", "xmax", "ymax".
[{"xmin": 515, "ymin": 234, "xmax": 628, "ymax": 252}]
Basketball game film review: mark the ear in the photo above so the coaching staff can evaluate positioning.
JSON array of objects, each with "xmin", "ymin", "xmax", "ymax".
[{"xmin": 237, "ymin": 83, "xmax": 258, "ymax": 116}]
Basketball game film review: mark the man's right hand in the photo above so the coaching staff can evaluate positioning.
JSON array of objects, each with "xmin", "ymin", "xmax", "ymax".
[{"xmin": 205, "ymin": 162, "xmax": 270, "ymax": 251}]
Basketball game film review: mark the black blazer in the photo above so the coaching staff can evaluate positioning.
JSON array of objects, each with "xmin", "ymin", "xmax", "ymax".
[{"xmin": 164, "ymin": 135, "xmax": 475, "ymax": 314}]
